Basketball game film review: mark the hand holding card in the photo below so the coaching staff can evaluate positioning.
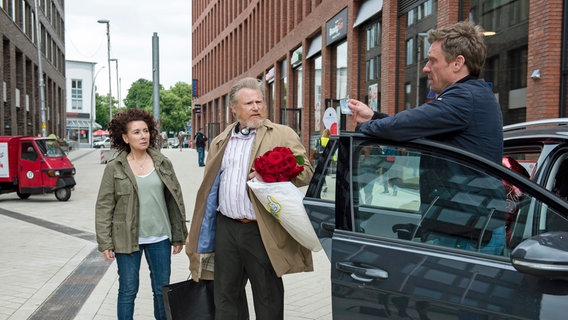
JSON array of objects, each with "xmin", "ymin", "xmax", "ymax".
[{"xmin": 340, "ymin": 96, "xmax": 351, "ymax": 114}]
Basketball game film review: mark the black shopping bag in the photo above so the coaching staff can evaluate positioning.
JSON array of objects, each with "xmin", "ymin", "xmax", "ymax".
[{"xmin": 162, "ymin": 279, "xmax": 214, "ymax": 320}]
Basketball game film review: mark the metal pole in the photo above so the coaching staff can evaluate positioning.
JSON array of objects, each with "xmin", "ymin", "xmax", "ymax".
[
  {"xmin": 34, "ymin": 0, "xmax": 47, "ymax": 137},
  {"xmin": 91, "ymin": 66, "xmax": 105, "ymax": 147},
  {"xmin": 111, "ymin": 58, "xmax": 119, "ymax": 108},
  {"xmin": 98, "ymin": 19, "xmax": 112, "ymax": 123},
  {"xmin": 152, "ymin": 33, "xmax": 160, "ymax": 122}
]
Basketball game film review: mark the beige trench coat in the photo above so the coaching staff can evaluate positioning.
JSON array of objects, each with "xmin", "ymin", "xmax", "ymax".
[{"xmin": 185, "ymin": 120, "xmax": 314, "ymax": 280}]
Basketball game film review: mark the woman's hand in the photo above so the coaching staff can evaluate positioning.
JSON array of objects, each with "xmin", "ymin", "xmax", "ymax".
[
  {"xmin": 103, "ymin": 249, "xmax": 115, "ymax": 260},
  {"xmin": 348, "ymin": 98, "xmax": 374, "ymax": 123}
]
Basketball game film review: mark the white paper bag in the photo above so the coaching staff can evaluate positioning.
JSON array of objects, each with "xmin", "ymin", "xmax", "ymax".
[{"xmin": 247, "ymin": 179, "xmax": 322, "ymax": 252}]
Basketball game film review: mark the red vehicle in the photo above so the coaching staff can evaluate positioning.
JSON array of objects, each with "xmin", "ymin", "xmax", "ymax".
[{"xmin": 0, "ymin": 136, "xmax": 76, "ymax": 201}]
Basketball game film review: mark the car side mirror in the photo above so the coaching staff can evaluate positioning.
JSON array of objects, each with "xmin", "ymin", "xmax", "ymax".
[{"xmin": 511, "ymin": 231, "xmax": 568, "ymax": 279}]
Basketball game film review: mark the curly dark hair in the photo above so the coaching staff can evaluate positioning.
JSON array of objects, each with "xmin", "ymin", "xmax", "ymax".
[{"xmin": 107, "ymin": 108, "xmax": 158, "ymax": 152}]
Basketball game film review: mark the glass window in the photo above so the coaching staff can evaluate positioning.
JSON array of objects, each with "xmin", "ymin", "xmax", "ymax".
[
  {"xmin": 484, "ymin": 55, "xmax": 499, "ymax": 89},
  {"xmin": 366, "ymin": 26, "xmax": 375, "ymax": 50},
  {"xmin": 313, "ymin": 56, "xmax": 322, "ymax": 133},
  {"xmin": 20, "ymin": 142, "xmax": 38, "ymax": 161},
  {"xmin": 511, "ymin": 0, "xmax": 529, "ymax": 25},
  {"xmin": 351, "ymin": 141, "xmax": 568, "ymax": 257},
  {"xmin": 405, "ymin": 83, "xmax": 412, "ymax": 109},
  {"xmin": 280, "ymin": 60, "xmax": 288, "ymax": 117},
  {"xmin": 424, "ymin": 0, "xmax": 433, "ymax": 17},
  {"xmin": 509, "ymin": 46, "xmax": 528, "ymax": 89},
  {"xmin": 406, "ymin": 38, "xmax": 414, "ymax": 65},
  {"xmin": 366, "ymin": 58, "xmax": 375, "ymax": 81},
  {"xmin": 295, "ymin": 66, "xmax": 302, "ymax": 109},
  {"xmin": 336, "ymin": 41, "xmax": 348, "ymax": 99},
  {"xmin": 407, "ymin": 9, "xmax": 414, "ymax": 26},
  {"xmin": 71, "ymin": 79, "xmax": 83, "ymax": 110}
]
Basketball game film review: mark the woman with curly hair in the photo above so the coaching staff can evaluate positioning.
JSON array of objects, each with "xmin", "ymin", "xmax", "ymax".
[{"xmin": 95, "ymin": 108, "xmax": 188, "ymax": 320}]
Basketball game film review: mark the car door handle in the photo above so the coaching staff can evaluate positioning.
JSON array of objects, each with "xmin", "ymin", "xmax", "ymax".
[{"xmin": 336, "ymin": 262, "xmax": 389, "ymax": 282}]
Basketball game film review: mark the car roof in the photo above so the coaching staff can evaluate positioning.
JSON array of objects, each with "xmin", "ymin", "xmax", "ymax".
[{"xmin": 503, "ymin": 118, "xmax": 568, "ymax": 142}]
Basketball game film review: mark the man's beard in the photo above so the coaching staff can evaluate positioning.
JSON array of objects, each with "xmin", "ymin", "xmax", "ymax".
[{"xmin": 243, "ymin": 118, "xmax": 265, "ymax": 129}]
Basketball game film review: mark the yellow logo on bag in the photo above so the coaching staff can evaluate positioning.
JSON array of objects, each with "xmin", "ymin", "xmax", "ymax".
[{"xmin": 266, "ymin": 195, "xmax": 282, "ymax": 221}]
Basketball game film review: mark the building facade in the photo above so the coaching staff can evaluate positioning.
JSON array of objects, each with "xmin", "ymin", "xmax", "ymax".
[
  {"xmin": 0, "ymin": 0, "xmax": 66, "ymax": 137},
  {"xmin": 65, "ymin": 60, "xmax": 102, "ymax": 148},
  {"xmin": 192, "ymin": 0, "xmax": 567, "ymax": 156}
]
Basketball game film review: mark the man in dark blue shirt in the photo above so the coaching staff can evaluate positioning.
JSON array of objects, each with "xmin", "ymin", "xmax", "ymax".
[{"xmin": 348, "ymin": 21, "xmax": 503, "ymax": 163}]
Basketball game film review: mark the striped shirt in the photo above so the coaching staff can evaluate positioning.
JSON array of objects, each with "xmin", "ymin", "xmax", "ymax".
[{"xmin": 217, "ymin": 129, "xmax": 257, "ymax": 220}]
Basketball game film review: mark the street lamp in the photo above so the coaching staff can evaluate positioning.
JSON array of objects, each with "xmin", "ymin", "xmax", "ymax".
[
  {"xmin": 33, "ymin": 0, "xmax": 47, "ymax": 137},
  {"xmin": 97, "ymin": 19, "xmax": 113, "ymax": 122},
  {"xmin": 90, "ymin": 66, "xmax": 105, "ymax": 147},
  {"xmin": 110, "ymin": 58, "xmax": 120, "ymax": 109}
]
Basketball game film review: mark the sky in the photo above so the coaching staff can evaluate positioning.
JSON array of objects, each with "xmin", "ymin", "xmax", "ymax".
[{"xmin": 65, "ymin": 1, "xmax": 191, "ymax": 104}]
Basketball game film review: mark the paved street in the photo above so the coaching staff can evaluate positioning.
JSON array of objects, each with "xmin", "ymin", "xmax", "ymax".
[{"xmin": 0, "ymin": 147, "xmax": 331, "ymax": 320}]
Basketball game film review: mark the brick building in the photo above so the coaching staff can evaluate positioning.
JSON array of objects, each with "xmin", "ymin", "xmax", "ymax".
[
  {"xmin": 192, "ymin": 0, "xmax": 567, "ymax": 155},
  {"xmin": 0, "ymin": 0, "xmax": 66, "ymax": 137}
]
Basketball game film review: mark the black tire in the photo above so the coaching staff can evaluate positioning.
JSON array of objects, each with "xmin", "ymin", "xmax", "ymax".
[
  {"xmin": 17, "ymin": 192, "xmax": 31, "ymax": 199},
  {"xmin": 55, "ymin": 187, "xmax": 72, "ymax": 201}
]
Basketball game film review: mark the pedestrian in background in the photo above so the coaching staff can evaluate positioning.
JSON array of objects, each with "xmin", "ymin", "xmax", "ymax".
[
  {"xmin": 95, "ymin": 108, "xmax": 188, "ymax": 320},
  {"xmin": 313, "ymin": 128, "xmax": 330, "ymax": 161},
  {"xmin": 177, "ymin": 131, "xmax": 185, "ymax": 151},
  {"xmin": 194, "ymin": 128, "xmax": 208, "ymax": 167},
  {"xmin": 185, "ymin": 77, "xmax": 314, "ymax": 319}
]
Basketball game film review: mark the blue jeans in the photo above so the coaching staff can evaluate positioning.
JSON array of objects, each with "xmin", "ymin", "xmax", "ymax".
[
  {"xmin": 115, "ymin": 239, "xmax": 171, "ymax": 320},
  {"xmin": 197, "ymin": 146, "xmax": 205, "ymax": 166}
]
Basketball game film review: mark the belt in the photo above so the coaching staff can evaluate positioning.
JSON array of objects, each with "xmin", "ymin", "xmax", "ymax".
[{"xmin": 234, "ymin": 217, "xmax": 256, "ymax": 223}]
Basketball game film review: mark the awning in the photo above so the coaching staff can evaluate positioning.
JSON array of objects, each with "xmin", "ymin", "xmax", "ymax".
[
  {"xmin": 306, "ymin": 34, "xmax": 322, "ymax": 59},
  {"xmin": 66, "ymin": 119, "xmax": 101, "ymax": 130},
  {"xmin": 353, "ymin": 0, "xmax": 383, "ymax": 28}
]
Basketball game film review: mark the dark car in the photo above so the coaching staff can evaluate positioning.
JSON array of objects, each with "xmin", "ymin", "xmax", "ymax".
[
  {"xmin": 503, "ymin": 118, "xmax": 568, "ymax": 198},
  {"xmin": 305, "ymin": 130, "xmax": 568, "ymax": 319}
]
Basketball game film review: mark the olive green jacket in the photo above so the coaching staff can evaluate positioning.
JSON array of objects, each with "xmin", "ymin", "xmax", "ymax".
[
  {"xmin": 185, "ymin": 120, "xmax": 314, "ymax": 280},
  {"xmin": 96, "ymin": 148, "xmax": 188, "ymax": 254}
]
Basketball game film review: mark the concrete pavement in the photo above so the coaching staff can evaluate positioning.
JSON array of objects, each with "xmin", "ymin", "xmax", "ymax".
[{"xmin": 0, "ymin": 147, "xmax": 331, "ymax": 320}]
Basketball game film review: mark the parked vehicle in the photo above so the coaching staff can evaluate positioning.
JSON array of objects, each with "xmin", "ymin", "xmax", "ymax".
[
  {"xmin": 0, "ymin": 136, "xmax": 76, "ymax": 201},
  {"xmin": 503, "ymin": 118, "xmax": 568, "ymax": 196},
  {"xmin": 93, "ymin": 137, "xmax": 111, "ymax": 149},
  {"xmin": 305, "ymin": 131, "xmax": 568, "ymax": 319}
]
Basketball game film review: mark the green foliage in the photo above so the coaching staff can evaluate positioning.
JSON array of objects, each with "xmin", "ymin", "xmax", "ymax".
[
  {"xmin": 95, "ymin": 93, "xmax": 118, "ymax": 129},
  {"xmin": 94, "ymin": 79, "xmax": 191, "ymax": 133},
  {"xmin": 123, "ymin": 79, "xmax": 155, "ymax": 109}
]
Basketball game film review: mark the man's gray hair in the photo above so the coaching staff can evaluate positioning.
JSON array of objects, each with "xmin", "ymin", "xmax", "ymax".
[{"xmin": 229, "ymin": 77, "xmax": 264, "ymax": 105}]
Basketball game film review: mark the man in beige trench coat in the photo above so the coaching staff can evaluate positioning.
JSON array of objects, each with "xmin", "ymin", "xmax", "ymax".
[{"xmin": 185, "ymin": 77, "xmax": 314, "ymax": 319}]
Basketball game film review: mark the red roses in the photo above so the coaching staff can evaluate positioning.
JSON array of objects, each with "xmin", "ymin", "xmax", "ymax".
[{"xmin": 253, "ymin": 147, "xmax": 304, "ymax": 182}]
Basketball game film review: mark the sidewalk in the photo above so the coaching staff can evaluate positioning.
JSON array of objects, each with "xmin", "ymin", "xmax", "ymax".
[{"xmin": 0, "ymin": 147, "xmax": 331, "ymax": 320}]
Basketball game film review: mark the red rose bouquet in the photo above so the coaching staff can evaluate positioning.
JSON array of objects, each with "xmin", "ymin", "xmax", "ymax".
[
  {"xmin": 253, "ymin": 147, "xmax": 304, "ymax": 182},
  {"xmin": 247, "ymin": 146, "xmax": 322, "ymax": 252}
]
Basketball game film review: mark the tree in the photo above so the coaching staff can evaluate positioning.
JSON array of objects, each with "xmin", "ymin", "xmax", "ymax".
[
  {"xmin": 123, "ymin": 79, "xmax": 155, "ymax": 109},
  {"xmin": 169, "ymin": 82, "xmax": 192, "ymax": 118},
  {"xmin": 95, "ymin": 93, "xmax": 117, "ymax": 129},
  {"xmin": 158, "ymin": 90, "xmax": 190, "ymax": 134}
]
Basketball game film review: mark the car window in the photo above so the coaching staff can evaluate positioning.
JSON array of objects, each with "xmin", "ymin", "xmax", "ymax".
[
  {"xmin": 311, "ymin": 140, "xmax": 337, "ymax": 202},
  {"xmin": 503, "ymin": 145, "xmax": 542, "ymax": 179},
  {"xmin": 551, "ymin": 153, "xmax": 568, "ymax": 200},
  {"xmin": 20, "ymin": 142, "xmax": 38, "ymax": 161},
  {"xmin": 351, "ymin": 141, "xmax": 568, "ymax": 257}
]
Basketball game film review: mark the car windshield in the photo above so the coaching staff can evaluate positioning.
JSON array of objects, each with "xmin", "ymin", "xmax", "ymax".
[{"xmin": 36, "ymin": 139, "xmax": 66, "ymax": 157}]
